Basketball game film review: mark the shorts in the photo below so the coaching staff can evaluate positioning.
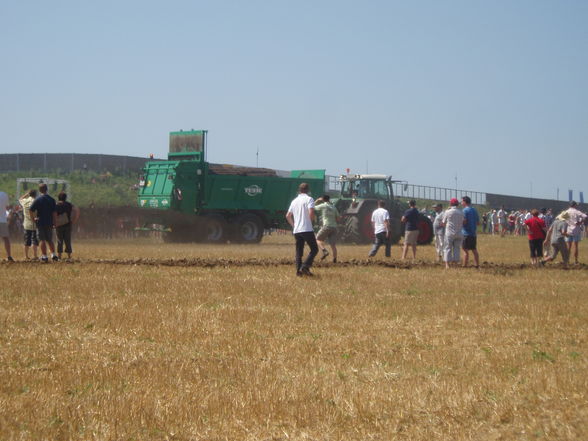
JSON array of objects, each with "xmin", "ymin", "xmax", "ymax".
[
  {"xmin": 404, "ymin": 229, "xmax": 419, "ymax": 245},
  {"xmin": 0, "ymin": 222, "xmax": 8, "ymax": 238},
  {"xmin": 24, "ymin": 229, "xmax": 39, "ymax": 247},
  {"xmin": 529, "ymin": 238, "xmax": 543, "ymax": 258},
  {"xmin": 565, "ymin": 232, "xmax": 582, "ymax": 243},
  {"xmin": 462, "ymin": 235, "xmax": 477, "ymax": 250},
  {"xmin": 37, "ymin": 226, "xmax": 54, "ymax": 242},
  {"xmin": 316, "ymin": 226, "xmax": 337, "ymax": 244}
]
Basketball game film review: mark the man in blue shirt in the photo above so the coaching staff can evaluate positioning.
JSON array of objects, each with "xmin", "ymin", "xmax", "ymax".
[
  {"xmin": 401, "ymin": 200, "xmax": 420, "ymax": 260},
  {"xmin": 461, "ymin": 196, "xmax": 480, "ymax": 268},
  {"xmin": 30, "ymin": 183, "xmax": 58, "ymax": 262}
]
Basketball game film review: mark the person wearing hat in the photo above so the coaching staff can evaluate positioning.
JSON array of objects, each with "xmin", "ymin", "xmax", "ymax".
[
  {"xmin": 541, "ymin": 211, "xmax": 570, "ymax": 266},
  {"xmin": 431, "ymin": 203, "xmax": 445, "ymax": 262},
  {"xmin": 565, "ymin": 201, "xmax": 587, "ymax": 264},
  {"xmin": 439, "ymin": 198, "xmax": 464, "ymax": 269}
]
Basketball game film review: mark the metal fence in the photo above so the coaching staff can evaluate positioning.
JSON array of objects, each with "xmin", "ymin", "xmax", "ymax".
[{"xmin": 392, "ymin": 183, "xmax": 487, "ymax": 205}]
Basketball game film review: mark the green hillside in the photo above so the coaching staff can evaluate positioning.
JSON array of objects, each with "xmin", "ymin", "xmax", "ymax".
[{"xmin": 0, "ymin": 171, "xmax": 139, "ymax": 208}]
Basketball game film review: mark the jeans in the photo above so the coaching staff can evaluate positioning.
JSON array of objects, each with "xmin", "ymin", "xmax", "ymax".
[
  {"xmin": 295, "ymin": 231, "xmax": 318, "ymax": 271},
  {"xmin": 368, "ymin": 232, "xmax": 391, "ymax": 257}
]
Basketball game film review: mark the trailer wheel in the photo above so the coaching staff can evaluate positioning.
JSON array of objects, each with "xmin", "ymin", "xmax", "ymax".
[
  {"xmin": 232, "ymin": 214, "xmax": 264, "ymax": 243},
  {"xmin": 204, "ymin": 214, "xmax": 228, "ymax": 243}
]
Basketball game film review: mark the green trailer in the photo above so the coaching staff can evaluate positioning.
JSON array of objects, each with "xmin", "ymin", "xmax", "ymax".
[{"xmin": 138, "ymin": 130, "xmax": 325, "ymax": 243}]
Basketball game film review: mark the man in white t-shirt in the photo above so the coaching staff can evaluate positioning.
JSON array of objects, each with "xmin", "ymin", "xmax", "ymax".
[
  {"xmin": 0, "ymin": 191, "xmax": 14, "ymax": 261},
  {"xmin": 368, "ymin": 200, "xmax": 391, "ymax": 257},
  {"xmin": 566, "ymin": 201, "xmax": 587, "ymax": 264},
  {"xmin": 440, "ymin": 198, "xmax": 464, "ymax": 269},
  {"xmin": 432, "ymin": 203, "xmax": 445, "ymax": 262},
  {"xmin": 286, "ymin": 183, "xmax": 318, "ymax": 276}
]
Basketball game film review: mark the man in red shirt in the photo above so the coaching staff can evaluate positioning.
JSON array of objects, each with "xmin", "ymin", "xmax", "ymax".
[{"xmin": 524, "ymin": 209, "xmax": 546, "ymax": 266}]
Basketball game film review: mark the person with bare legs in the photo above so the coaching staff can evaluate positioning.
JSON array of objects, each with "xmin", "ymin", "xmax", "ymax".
[
  {"xmin": 461, "ymin": 196, "xmax": 480, "ymax": 268},
  {"xmin": 29, "ymin": 183, "xmax": 58, "ymax": 263},
  {"xmin": 565, "ymin": 201, "xmax": 587, "ymax": 265},
  {"xmin": 401, "ymin": 200, "xmax": 419, "ymax": 260},
  {"xmin": 314, "ymin": 194, "xmax": 340, "ymax": 263},
  {"xmin": 19, "ymin": 189, "xmax": 39, "ymax": 260}
]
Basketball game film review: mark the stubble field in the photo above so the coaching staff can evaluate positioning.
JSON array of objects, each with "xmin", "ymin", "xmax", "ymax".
[{"xmin": 1, "ymin": 235, "xmax": 587, "ymax": 440}]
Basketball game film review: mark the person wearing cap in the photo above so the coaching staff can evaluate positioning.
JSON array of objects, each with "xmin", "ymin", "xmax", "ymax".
[
  {"xmin": 432, "ymin": 203, "xmax": 445, "ymax": 262},
  {"xmin": 541, "ymin": 211, "xmax": 570, "ymax": 266},
  {"xmin": 401, "ymin": 200, "xmax": 419, "ymax": 260},
  {"xmin": 461, "ymin": 196, "xmax": 480, "ymax": 268},
  {"xmin": 440, "ymin": 198, "xmax": 464, "ymax": 269},
  {"xmin": 565, "ymin": 201, "xmax": 587, "ymax": 264}
]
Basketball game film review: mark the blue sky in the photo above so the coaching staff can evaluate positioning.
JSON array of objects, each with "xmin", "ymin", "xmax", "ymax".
[{"xmin": 1, "ymin": 1, "xmax": 586, "ymax": 200}]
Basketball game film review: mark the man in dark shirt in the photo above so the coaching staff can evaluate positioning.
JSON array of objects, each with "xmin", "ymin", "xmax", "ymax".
[
  {"xmin": 401, "ymin": 200, "xmax": 420, "ymax": 260},
  {"xmin": 29, "ymin": 183, "xmax": 58, "ymax": 262}
]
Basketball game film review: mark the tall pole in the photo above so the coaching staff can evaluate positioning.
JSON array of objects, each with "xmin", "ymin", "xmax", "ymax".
[
  {"xmin": 455, "ymin": 173, "xmax": 458, "ymax": 198},
  {"xmin": 256, "ymin": 147, "xmax": 259, "ymax": 168}
]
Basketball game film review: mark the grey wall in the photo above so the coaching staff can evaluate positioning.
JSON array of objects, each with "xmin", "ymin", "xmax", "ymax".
[
  {"xmin": 486, "ymin": 193, "xmax": 587, "ymax": 213},
  {"xmin": 0, "ymin": 153, "xmax": 158, "ymax": 173}
]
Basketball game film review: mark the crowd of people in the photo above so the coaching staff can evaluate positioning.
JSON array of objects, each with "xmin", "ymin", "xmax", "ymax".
[
  {"xmin": 285, "ymin": 183, "xmax": 588, "ymax": 276},
  {"xmin": 0, "ymin": 184, "xmax": 80, "ymax": 262}
]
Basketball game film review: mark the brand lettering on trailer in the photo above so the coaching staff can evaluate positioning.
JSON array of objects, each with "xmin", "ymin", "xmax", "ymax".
[{"xmin": 244, "ymin": 185, "xmax": 263, "ymax": 197}]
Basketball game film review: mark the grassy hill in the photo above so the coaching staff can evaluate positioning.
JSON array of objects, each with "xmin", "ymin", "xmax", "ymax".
[{"xmin": 0, "ymin": 171, "xmax": 139, "ymax": 208}]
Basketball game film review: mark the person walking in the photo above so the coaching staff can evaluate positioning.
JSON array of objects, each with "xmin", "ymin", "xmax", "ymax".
[
  {"xmin": 440, "ymin": 198, "xmax": 464, "ymax": 269},
  {"xmin": 55, "ymin": 192, "xmax": 80, "ymax": 260},
  {"xmin": 461, "ymin": 196, "xmax": 480, "ymax": 268},
  {"xmin": 0, "ymin": 190, "xmax": 14, "ymax": 262},
  {"xmin": 432, "ymin": 203, "xmax": 445, "ymax": 262},
  {"xmin": 30, "ymin": 183, "xmax": 58, "ymax": 263},
  {"xmin": 314, "ymin": 194, "xmax": 340, "ymax": 263},
  {"xmin": 565, "ymin": 201, "xmax": 587, "ymax": 264},
  {"xmin": 401, "ymin": 200, "xmax": 419, "ymax": 260},
  {"xmin": 18, "ymin": 189, "xmax": 39, "ymax": 260},
  {"xmin": 368, "ymin": 200, "xmax": 391, "ymax": 258},
  {"xmin": 286, "ymin": 183, "xmax": 318, "ymax": 276},
  {"xmin": 524, "ymin": 209, "xmax": 546, "ymax": 266},
  {"xmin": 541, "ymin": 211, "xmax": 570, "ymax": 267},
  {"xmin": 497, "ymin": 206, "xmax": 508, "ymax": 237}
]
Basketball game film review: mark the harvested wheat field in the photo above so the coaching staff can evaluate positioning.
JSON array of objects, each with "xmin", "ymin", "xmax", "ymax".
[{"xmin": 1, "ymin": 235, "xmax": 587, "ymax": 440}]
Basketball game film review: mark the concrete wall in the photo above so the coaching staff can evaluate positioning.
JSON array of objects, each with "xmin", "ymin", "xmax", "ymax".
[
  {"xmin": 0, "ymin": 153, "xmax": 155, "ymax": 173},
  {"xmin": 486, "ymin": 193, "xmax": 587, "ymax": 213}
]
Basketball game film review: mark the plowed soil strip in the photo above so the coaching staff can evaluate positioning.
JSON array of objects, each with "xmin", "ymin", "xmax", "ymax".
[{"xmin": 2, "ymin": 258, "xmax": 585, "ymax": 271}]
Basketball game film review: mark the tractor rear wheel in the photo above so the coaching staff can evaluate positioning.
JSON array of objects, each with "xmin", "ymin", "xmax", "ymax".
[
  {"xmin": 416, "ymin": 215, "xmax": 434, "ymax": 245},
  {"xmin": 343, "ymin": 215, "xmax": 371, "ymax": 244}
]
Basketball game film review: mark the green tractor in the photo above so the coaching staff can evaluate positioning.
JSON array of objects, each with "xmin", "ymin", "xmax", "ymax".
[{"xmin": 332, "ymin": 174, "xmax": 433, "ymax": 245}]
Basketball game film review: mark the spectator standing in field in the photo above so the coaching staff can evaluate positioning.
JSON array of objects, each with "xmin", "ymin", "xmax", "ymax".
[
  {"xmin": 18, "ymin": 190, "xmax": 39, "ymax": 260},
  {"xmin": 481, "ymin": 212, "xmax": 488, "ymax": 234},
  {"xmin": 461, "ymin": 196, "xmax": 480, "ymax": 268},
  {"xmin": 30, "ymin": 183, "xmax": 58, "ymax": 263},
  {"xmin": 55, "ymin": 192, "xmax": 80, "ymax": 260},
  {"xmin": 314, "ymin": 194, "xmax": 340, "ymax": 263},
  {"xmin": 432, "ymin": 203, "xmax": 445, "ymax": 262},
  {"xmin": 490, "ymin": 210, "xmax": 498, "ymax": 235},
  {"xmin": 544, "ymin": 209, "xmax": 554, "ymax": 229},
  {"xmin": 368, "ymin": 200, "xmax": 391, "ymax": 258},
  {"xmin": 541, "ymin": 211, "xmax": 570, "ymax": 267},
  {"xmin": 524, "ymin": 208, "xmax": 547, "ymax": 266},
  {"xmin": 565, "ymin": 201, "xmax": 587, "ymax": 264},
  {"xmin": 440, "ymin": 198, "xmax": 464, "ymax": 269},
  {"xmin": 401, "ymin": 200, "xmax": 419, "ymax": 260},
  {"xmin": 497, "ymin": 206, "xmax": 508, "ymax": 237},
  {"xmin": 286, "ymin": 183, "xmax": 318, "ymax": 276},
  {"xmin": 0, "ymin": 190, "xmax": 14, "ymax": 261}
]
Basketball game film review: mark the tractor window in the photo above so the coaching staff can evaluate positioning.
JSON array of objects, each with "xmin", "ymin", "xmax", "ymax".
[
  {"xmin": 341, "ymin": 181, "xmax": 356, "ymax": 197},
  {"xmin": 372, "ymin": 180, "xmax": 389, "ymax": 199}
]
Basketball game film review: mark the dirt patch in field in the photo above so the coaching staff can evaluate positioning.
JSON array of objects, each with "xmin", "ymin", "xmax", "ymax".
[{"xmin": 1, "ymin": 258, "xmax": 585, "ymax": 272}]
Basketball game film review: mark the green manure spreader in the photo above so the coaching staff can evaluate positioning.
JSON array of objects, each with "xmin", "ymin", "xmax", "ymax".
[{"xmin": 137, "ymin": 130, "xmax": 325, "ymax": 243}]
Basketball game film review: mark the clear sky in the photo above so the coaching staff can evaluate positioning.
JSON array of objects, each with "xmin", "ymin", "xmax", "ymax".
[{"xmin": 1, "ymin": 1, "xmax": 586, "ymax": 200}]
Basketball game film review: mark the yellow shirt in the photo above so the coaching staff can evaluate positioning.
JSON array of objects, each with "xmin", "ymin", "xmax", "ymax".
[{"xmin": 19, "ymin": 196, "xmax": 36, "ymax": 230}]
